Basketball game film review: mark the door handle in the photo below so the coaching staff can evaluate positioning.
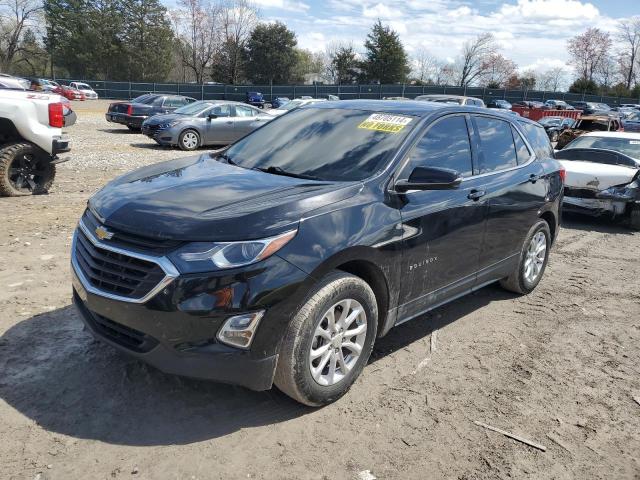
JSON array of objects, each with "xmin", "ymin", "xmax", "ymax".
[
  {"xmin": 529, "ymin": 174, "xmax": 540, "ymax": 183},
  {"xmin": 467, "ymin": 189, "xmax": 486, "ymax": 201}
]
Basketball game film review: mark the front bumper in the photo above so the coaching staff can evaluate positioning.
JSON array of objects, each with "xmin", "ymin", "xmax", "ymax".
[
  {"xmin": 105, "ymin": 113, "xmax": 148, "ymax": 128},
  {"xmin": 70, "ymin": 228, "xmax": 311, "ymax": 390}
]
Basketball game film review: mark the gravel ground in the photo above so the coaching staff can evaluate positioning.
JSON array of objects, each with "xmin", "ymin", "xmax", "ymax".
[{"xmin": 1, "ymin": 100, "xmax": 639, "ymax": 480}]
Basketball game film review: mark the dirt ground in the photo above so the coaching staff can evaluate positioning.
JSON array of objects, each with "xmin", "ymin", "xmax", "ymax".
[{"xmin": 1, "ymin": 100, "xmax": 639, "ymax": 480}]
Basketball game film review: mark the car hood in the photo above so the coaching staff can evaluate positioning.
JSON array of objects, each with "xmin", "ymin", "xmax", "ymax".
[
  {"xmin": 88, "ymin": 154, "xmax": 361, "ymax": 242},
  {"xmin": 558, "ymin": 160, "xmax": 638, "ymax": 190}
]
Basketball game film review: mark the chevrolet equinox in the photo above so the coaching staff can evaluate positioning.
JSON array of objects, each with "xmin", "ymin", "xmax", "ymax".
[{"xmin": 71, "ymin": 100, "xmax": 564, "ymax": 406}]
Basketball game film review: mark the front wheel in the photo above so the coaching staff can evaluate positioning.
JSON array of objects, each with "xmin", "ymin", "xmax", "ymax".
[
  {"xmin": 178, "ymin": 129, "xmax": 200, "ymax": 151},
  {"xmin": 0, "ymin": 142, "xmax": 56, "ymax": 197},
  {"xmin": 500, "ymin": 220, "xmax": 551, "ymax": 294},
  {"xmin": 274, "ymin": 271, "xmax": 378, "ymax": 406}
]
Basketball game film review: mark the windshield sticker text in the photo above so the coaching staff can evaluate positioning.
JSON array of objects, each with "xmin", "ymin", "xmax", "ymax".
[{"xmin": 358, "ymin": 113, "xmax": 413, "ymax": 133}]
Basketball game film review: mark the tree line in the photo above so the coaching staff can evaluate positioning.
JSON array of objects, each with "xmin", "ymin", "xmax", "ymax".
[{"xmin": 0, "ymin": 0, "xmax": 639, "ymax": 97}]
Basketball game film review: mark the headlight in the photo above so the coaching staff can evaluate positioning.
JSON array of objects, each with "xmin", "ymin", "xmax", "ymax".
[
  {"xmin": 169, "ymin": 229, "xmax": 297, "ymax": 273},
  {"xmin": 158, "ymin": 121, "xmax": 179, "ymax": 129}
]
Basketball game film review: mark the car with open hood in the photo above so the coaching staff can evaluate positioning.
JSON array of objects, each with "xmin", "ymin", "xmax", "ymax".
[
  {"xmin": 71, "ymin": 100, "xmax": 563, "ymax": 406},
  {"xmin": 555, "ymin": 132, "xmax": 640, "ymax": 228},
  {"xmin": 141, "ymin": 100, "xmax": 273, "ymax": 150},
  {"xmin": 538, "ymin": 116, "xmax": 575, "ymax": 142}
]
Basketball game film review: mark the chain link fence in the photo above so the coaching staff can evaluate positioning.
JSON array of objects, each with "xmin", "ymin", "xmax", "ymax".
[{"xmin": 56, "ymin": 79, "xmax": 640, "ymax": 106}]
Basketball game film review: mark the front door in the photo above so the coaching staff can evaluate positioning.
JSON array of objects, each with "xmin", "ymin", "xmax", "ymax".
[
  {"xmin": 203, "ymin": 104, "xmax": 234, "ymax": 145},
  {"xmin": 396, "ymin": 114, "xmax": 488, "ymax": 321}
]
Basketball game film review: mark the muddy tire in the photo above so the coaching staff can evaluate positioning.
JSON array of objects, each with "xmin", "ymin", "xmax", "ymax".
[
  {"xmin": 0, "ymin": 142, "xmax": 55, "ymax": 197},
  {"xmin": 500, "ymin": 220, "xmax": 551, "ymax": 295},
  {"xmin": 178, "ymin": 129, "xmax": 200, "ymax": 151},
  {"xmin": 274, "ymin": 271, "xmax": 378, "ymax": 407}
]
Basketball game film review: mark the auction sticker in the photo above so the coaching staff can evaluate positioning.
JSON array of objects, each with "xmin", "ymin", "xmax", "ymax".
[{"xmin": 358, "ymin": 113, "xmax": 413, "ymax": 133}]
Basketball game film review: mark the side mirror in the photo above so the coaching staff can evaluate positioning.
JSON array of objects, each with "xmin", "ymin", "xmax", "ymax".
[
  {"xmin": 395, "ymin": 166, "xmax": 463, "ymax": 192},
  {"xmin": 208, "ymin": 113, "xmax": 218, "ymax": 120}
]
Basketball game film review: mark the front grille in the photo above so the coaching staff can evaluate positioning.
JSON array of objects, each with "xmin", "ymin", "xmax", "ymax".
[
  {"xmin": 74, "ymin": 227, "xmax": 167, "ymax": 299},
  {"xmin": 82, "ymin": 209, "xmax": 182, "ymax": 254},
  {"xmin": 142, "ymin": 124, "xmax": 162, "ymax": 137},
  {"xmin": 74, "ymin": 292, "xmax": 158, "ymax": 352}
]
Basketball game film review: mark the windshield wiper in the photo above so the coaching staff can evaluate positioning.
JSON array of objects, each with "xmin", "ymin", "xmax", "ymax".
[
  {"xmin": 253, "ymin": 166, "xmax": 321, "ymax": 181},
  {"xmin": 216, "ymin": 153, "xmax": 237, "ymax": 165}
]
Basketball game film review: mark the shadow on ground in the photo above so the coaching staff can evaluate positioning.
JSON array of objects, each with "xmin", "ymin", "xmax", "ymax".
[
  {"xmin": 562, "ymin": 212, "xmax": 635, "ymax": 235},
  {"xmin": 98, "ymin": 128, "xmax": 140, "ymax": 134},
  {"xmin": 0, "ymin": 282, "xmax": 516, "ymax": 446}
]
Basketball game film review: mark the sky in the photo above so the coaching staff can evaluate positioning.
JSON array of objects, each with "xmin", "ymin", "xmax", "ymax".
[{"xmin": 248, "ymin": 0, "xmax": 635, "ymax": 74}]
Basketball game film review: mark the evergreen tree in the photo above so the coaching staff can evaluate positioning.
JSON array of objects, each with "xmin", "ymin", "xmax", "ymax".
[
  {"xmin": 362, "ymin": 20, "xmax": 409, "ymax": 84},
  {"xmin": 245, "ymin": 22, "xmax": 297, "ymax": 84},
  {"xmin": 332, "ymin": 45, "xmax": 359, "ymax": 84}
]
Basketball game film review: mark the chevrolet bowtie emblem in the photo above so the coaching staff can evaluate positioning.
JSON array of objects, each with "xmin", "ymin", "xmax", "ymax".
[{"xmin": 95, "ymin": 225, "xmax": 114, "ymax": 240}]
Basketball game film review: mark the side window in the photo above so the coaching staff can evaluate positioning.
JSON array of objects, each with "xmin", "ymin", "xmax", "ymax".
[
  {"xmin": 474, "ymin": 116, "xmax": 518, "ymax": 173},
  {"xmin": 166, "ymin": 97, "xmax": 187, "ymax": 108},
  {"xmin": 519, "ymin": 122, "xmax": 554, "ymax": 158},
  {"xmin": 511, "ymin": 126, "xmax": 532, "ymax": 164},
  {"xmin": 235, "ymin": 105, "xmax": 256, "ymax": 117},
  {"xmin": 403, "ymin": 115, "xmax": 473, "ymax": 177},
  {"xmin": 210, "ymin": 104, "xmax": 232, "ymax": 117}
]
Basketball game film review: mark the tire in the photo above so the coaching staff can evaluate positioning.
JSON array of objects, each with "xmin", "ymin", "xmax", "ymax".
[
  {"xmin": 274, "ymin": 271, "xmax": 378, "ymax": 406},
  {"xmin": 126, "ymin": 125, "xmax": 139, "ymax": 131},
  {"xmin": 178, "ymin": 129, "xmax": 200, "ymax": 151},
  {"xmin": 629, "ymin": 205, "xmax": 640, "ymax": 230},
  {"xmin": 500, "ymin": 220, "xmax": 551, "ymax": 295},
  {"xmin": 0, "ymin": 142, "xmax": 55, "ymax": 197}
]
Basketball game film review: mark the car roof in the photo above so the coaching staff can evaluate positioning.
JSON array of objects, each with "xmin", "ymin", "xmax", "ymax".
[{"xmin": 581, "ymin": 131, "xmax": 640, "ymax": 140}]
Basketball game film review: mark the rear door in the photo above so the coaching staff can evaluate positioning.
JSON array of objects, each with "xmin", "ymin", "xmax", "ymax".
[
  {"xmin": 396, "ymin": 114, "xmax": 489, "ymax": 320},
  {"xmin": 470, "ymin": 115, "xmax": 547, "ymax": 284},
  {"xmin": 232, "ymin": 105, "xmax": 261, "ymax": 140}
]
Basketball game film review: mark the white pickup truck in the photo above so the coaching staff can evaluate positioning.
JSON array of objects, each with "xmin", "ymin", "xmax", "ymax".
[{"xmin": 0, "ymin": 89, "xmax": 75, "ymax": 196}]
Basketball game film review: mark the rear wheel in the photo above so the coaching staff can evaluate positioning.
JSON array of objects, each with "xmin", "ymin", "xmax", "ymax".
[
  {"xmin": 500, "ymin": 220, "xmax": 551, "ymax": 294},
  {"xmin": 274, "ymin": 271, "xmax": 378, "ymax": 406},
  {"xmin": 178, "ymin": 129, "xmax": 200, "ymax": 151},
  {"xmin": 0, "ymin": 142, "xmax": 56, "ymax": 197}
]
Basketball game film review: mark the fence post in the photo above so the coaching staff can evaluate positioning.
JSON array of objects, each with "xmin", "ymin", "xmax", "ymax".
[
  {"xmin": 315, "ymin": 82, "xmax": 318, "ymax": 98},
  {"xmin": 293, "ymin": 84, "xmax": 296, "ymax": 98},
  {"xmin": 153, "ymin": 82, "xmax": 156, "ymax": 94},
  {"xmin": 270, "ymin": 82, "xmax": 273, "ymax": 101},
  {"xmin": 401, "ymin": 83, "xmax": 405, "ymax": 98},
  {"xmin": 338, "ymin": 83, "xmax": 341, "ymax": 99},
  {"xmin": 224, "ymin": 84, "xmax": 227, "ymax": 100},
  {"xmin": 128, "ymin": 82, "xmax": 131, "ymax": 100}
]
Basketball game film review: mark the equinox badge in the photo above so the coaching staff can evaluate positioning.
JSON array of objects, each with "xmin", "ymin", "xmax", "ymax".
[{"xmin": 95, "ymin": 225, "xmax": 114, "ymax": 240}]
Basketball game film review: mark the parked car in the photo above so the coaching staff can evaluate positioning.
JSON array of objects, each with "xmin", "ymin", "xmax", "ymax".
[
  {"xmin": 383, "ymin": 97, "xmax": 411, "ymax": 101},
  {"xmin": 268, "ymin": 98, "xmax": 326, "ymax": 116},
  {"xmin": 0, "ymin": 75, "xmax": 29, "ymax": 90},
  {"xmin": 414, "ymin": 94, "xmax": 485, "ymax": 107},
  {"xmin": 615, "ymin": 106, "xmax": 637, "ymax": 119},
  {"xmin": 60, "ymin": 85, "xmax": 85, "ymax": 101},
  {"xmin": 0, "ymin": 88, "xmax": 75, "ymax": 196},
  {"xmin": 555, "ymin": 132, "xmax": 640, "ymax": 228},
  {"xmin": 543, "ymin": 100, "xmax": 574, "ymax": 110},
  {"xmin": 570, "ymin": 101, "xmax": 611, "ymax": 115},
  {"xmin": 245, "ymin": 91, "xmax": 265, "ymax": 108},
  {"xmin": 620, "ymin": 104, "xmax": 640, "ymax": 111},
  {"xmin": 538, "ymin": 116, "xmax": 575, "ymax": 142},
  {"xmin": 556, "ymin": 114, "xmax": 623, "ymax": 149},
  {"xmin": 71, "ymin": 99, "xmax": 563, "ymax": 406},
  {"xmin": 486, "ymin": 99, "xmax": 512, "ymax": 109},
  {"xmin": 141, "ymin": 100, "xmax": 273, "ymax": 150},
  {"xmin": 106, "ymin": 94, "xmax": 196, "ymax": 131},
  {"xmin": 512, "ymin": 101, "xmax": 546, "ymax": 109},
  {"xmin": 622, "ymin": 111, "xmax": 640, "ymax": 133},
  {"xmin": 270, "ymin": 97, "xmax": 290, "ymax": 108},
  {"xmin": 69, "ymin": 81, "xmax": 99, "ymax": 99}
]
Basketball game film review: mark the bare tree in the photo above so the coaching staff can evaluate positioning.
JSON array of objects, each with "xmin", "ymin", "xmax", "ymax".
[
  {"xmin": 411, "ymin": 47, "xmax": 438, "ymax": 84},
  {"xmin": 171, "ymin": 0, "xmax": 222, "ymax": 84},
  {"xmin": 617, "ymin": 17, "xmax": 640, "ymax": 89},
  {"xmin": 456, "ymin": 33, "xmax": 496, "ymax": 87},
  {"xmin": 597, "ymin": 55, "xmax": 618, "ymax": 87},
  {"xmin": 481, "ymin": 53, "xmax": 517, "ymax": 87},
  {"xmin": 218, "ymin": 0, "xmax": 257, "ymax": 83},
  {"xmin": 567, "ymin": 27, "xmax": 612, "ymax": 83},
  {"xmin": 537, "ymin": 67, "xmax": 567, "ymax": 92},
  {"xmin": 0, "ymin": 0, "xmax": 42, "ymax": 71}
]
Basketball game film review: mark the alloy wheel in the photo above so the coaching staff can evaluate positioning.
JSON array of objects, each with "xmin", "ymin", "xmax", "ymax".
[
  {"xmin": 309, "ymin": 299, "xmax": 367, "ymax": 386},
  {"xmin": 524, "ymin": 231, "xmax": 546, "ymax": 283},
  {"xmin": 8, "ymin": 152, "xmax": 46, "ymax": 193}
]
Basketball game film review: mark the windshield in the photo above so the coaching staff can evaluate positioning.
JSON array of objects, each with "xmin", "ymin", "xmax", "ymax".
[
  {"xmin": 429, "ymin": 97, "xmax": 463, "ymax": 104},
  {"xmin": 566, "ymin": 136, "xmax": 640, "ymax": 159},
  {"xmin": 224, "ymin": 108, "xmax": 417, "ymax": 181},
  {"xmin": 174, "ymin": 101, "xmax": 215, "ymax": 115},
  {"xmin": 132, "ymin": 94, "xmax": 158, "ymax": 105},
  {"xmin": 77, "ymin": 83, "xmax": 91, "ymax": 89}
]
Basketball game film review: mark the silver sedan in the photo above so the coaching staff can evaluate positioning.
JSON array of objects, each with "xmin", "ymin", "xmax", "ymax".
[{"xmin": 141, "ymin": 101, "xmax": 273, "ymax": 150}]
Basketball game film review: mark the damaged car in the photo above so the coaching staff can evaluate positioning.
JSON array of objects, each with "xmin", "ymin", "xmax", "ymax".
[
  {"xmin": 555, "ymin": 132, "xmax": 640, "ymax": 229},
  {"xmin": 556, "ymin": 114, "xmax": 623, "ymax": 149}
]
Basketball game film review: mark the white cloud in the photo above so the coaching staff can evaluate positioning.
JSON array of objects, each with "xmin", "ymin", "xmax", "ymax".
[
  {"xmin": 253, "ymin": 0, "xmax": 310, "ymax": 13},
  {"xmin": 497, "ymin": 0, "xmax": 599, "ymax": 21},
  {"xmin": 362, "ymin": 3, "xmax": 403, "ymax": 19}
]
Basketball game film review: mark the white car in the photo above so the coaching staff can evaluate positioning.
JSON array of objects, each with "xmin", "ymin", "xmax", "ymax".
[
  {"xmin": 268, "ymin": 98, "xmax": 326, "ymax": 116},
  {"xmin": 555, "ymin": 132, "xmax": 640, "ymax": 228},
  {"xmin": 69, "ymin": 81, "xmax": 99, "ymax": 99}
]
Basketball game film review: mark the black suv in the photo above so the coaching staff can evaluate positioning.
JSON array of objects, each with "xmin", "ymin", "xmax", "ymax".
[{"xmin": 71, "ymin": 101, "xmax": 563, "ymax": 406}]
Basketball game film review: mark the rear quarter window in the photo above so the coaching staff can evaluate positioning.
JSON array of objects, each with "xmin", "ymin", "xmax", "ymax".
[{"xmin": 519, "ymin": 122, "xmax": 554, "ymax": 159}]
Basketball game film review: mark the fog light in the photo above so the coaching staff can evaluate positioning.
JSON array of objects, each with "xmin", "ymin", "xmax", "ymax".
[{"xmin": 217, "ymin": 311, "xmax": 265, "ymax": 349}]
